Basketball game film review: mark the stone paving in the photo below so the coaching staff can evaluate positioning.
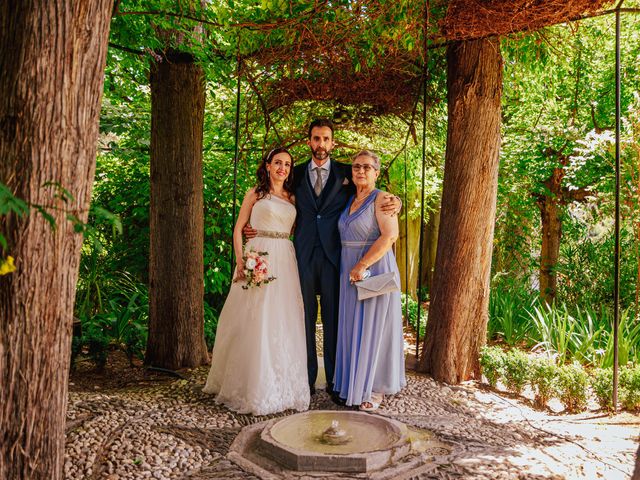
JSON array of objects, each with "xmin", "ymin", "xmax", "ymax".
[{"xmin": 65, "ymin": 367, "xmax": 640, "ymax": 480}]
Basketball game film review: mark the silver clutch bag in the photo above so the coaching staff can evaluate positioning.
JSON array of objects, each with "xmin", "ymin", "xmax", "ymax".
[{"xmin": 355, "ymin": 271, "xmax": 399, "ymax": 300}]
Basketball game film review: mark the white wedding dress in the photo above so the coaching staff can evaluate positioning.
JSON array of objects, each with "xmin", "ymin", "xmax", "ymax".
[{"xmin": 203, "ymin": 195, "xmax": 310, "ymax": 415}]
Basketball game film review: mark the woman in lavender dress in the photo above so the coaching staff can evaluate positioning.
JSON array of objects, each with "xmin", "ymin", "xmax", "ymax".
[{"xmin": 333, "ymin": 150, "xmax": 406, "ymax": 410}]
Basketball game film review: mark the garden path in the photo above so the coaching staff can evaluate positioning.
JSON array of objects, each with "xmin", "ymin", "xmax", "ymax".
[{"xmin": 65, "ymin": 359, "xmax": 639, "ymax": 479}]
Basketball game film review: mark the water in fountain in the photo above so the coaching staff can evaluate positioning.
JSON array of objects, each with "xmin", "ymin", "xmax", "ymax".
[{"xmin": 268, "ymin": 411, "xmax": 402, "ymax": 455}]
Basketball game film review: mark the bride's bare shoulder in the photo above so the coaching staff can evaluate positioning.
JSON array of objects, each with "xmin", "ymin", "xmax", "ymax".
[{"xmin": 243, "ymin": 187, "xmax": 259, "ymax": 205}]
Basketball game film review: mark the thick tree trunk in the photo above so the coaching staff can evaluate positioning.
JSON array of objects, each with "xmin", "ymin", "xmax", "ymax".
[
  {"xmin": 146, "ymin": 51, "xmax": 209, "ymax": 369},
  {"xmin": 0, "ymin": 2, "xmax": 111, "ymax": 479},
  {"xmin": 418, "ymin": 38, "xmax": 503, "ymax": 383},
  {"xmin": 538, "ymin": 185, "xmax": 562, "ymax": 306}
]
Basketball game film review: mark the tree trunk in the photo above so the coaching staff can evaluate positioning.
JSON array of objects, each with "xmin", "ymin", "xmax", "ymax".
[
  {"xmin": 146, "ymin": 50, "xmax": 209, "ymax": 369},
  {"xmin": 418, "ymin": 38, "xmax": 503, "ymax": 383},
  {"xmin": 537, "ymin": 182, "xmax": 562, "ymax": 306},
  {"xmin": 0, "ymin": 2, "xmax": 111, "ymax": 479},
  {"xmin": 534, "ymin": 153, "xmax": 591, "ymax": 306}
]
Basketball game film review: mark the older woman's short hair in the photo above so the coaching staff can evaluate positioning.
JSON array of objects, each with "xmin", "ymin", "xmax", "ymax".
[{"xmin": 353, "ymin": 150, "xmax": 381, "ymax": 170}]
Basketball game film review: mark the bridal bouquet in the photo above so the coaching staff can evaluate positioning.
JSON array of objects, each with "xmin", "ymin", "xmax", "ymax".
[{"xmin": 241, "ymin": 249, "xmax": 276, "ymax": 289}]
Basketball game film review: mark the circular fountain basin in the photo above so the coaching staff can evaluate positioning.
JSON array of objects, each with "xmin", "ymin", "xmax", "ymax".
[{"xmin": 258, "ymin": 410, "xmax": 410, "ymax": 473}]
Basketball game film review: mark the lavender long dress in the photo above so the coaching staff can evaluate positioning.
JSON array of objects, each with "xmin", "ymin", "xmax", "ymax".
[{"xmin": 333, "ymin": 190, "xmax": 406, "ymax": 406}]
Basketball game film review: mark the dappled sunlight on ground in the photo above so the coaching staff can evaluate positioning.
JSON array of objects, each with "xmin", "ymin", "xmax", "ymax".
[{"xmin": 66, "ymin": 350, "xmax": 639, "ymax": 479}]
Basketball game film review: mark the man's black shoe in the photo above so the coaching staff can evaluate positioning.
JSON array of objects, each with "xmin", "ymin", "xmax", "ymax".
[
  {"xmin": 329, "ymin": 391, "xmax": 347, "ymax": 406},
  {"xmin": 309, "ymin": 385, "xmax": 316, "ymax": 396}
]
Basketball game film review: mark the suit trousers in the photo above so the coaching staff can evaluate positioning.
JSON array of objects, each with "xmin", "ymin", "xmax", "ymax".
[{"xmin": 299, "ymin": 245, "xmax": 340, "ymax": 392}]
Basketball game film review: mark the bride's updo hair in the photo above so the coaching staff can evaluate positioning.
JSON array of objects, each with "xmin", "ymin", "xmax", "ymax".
[{"xmin": 255, "ymin": 147, "xmax": 295, "ymax": 200}]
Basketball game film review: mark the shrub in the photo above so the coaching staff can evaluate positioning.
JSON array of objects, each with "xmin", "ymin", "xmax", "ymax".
[
  {"xmin": 620, "ymin": 365, "xmax": 640, "ymax": 412},
  {"xmin": 81, "ymin": 317, "xmax": 111, "ymax": 371},
  {"xmin": 479, "ymin": 346, "xmax": 506, "ymax": 388},
  {"xmin": 530, "ymin": 357, "xmax": 559, "ymax": 408},
  {"xmin": 557, "ymin": 363, "xmax": 589, "ymax": 412},
  {"xmin": 401, "ymin": 293, "xmax": 428, "ymax": 340},
  {"xmin": 591, "ymin": 368, "xmax": 614, "ymax": 411},
  {"xmin": 503, "ymin": 349, "xmax": 531, "ymax": 395},
  {"xmin": 76, "ymin": 284, "xmax": 148, "ymax": 369}
]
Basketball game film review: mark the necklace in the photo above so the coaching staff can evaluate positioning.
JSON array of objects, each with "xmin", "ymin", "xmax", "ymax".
[
  {"xmin": 353, "ymin": 189, "xmax": 374, "ymax": 203},
  {"xmin": 350, "ymin": 189, "xmax": 374, "ymax": 213}
]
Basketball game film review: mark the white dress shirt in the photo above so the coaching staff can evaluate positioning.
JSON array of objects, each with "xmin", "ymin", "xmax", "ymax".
[{"xmin": 308, "ymin": 159, "xmax": 331, "ymax": 192}]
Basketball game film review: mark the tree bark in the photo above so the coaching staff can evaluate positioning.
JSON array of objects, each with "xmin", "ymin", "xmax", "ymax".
[
  {"xmin": 146, "ymin": 50, "xmax": 209, "ymax": 369},
  {"xmin": 535, "ymin": 157, "xmax": 590, "ymax": 306},
  {"xmin": 0, "ymin": 2, "xmax": 112, "ymax": 479},
  {"xmin": 537, "ymin": 175, "xmax": 563, "ymax": 306},
  {"xmin": 418, "ymin": 38, "xmax": 503, "ymax": 383}
]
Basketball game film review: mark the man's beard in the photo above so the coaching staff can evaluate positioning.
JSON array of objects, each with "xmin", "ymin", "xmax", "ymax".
[{"xmin": 311, "ymin": 146, "xmax": 330, "ymax": 161}]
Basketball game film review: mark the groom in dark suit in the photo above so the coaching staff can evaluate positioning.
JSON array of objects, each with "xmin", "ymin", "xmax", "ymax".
[
  {"xmin": 293, "ymin": 119, "xmax": 352, "ymax": 402},
  {"xmin": 293, "ymin": 119, "xmax": 400, "ymax": 403}
]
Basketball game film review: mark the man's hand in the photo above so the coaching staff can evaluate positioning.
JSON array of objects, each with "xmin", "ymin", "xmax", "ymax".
[
  {"xmin": 379, "ymin": 194, "xmax": 402, "ymax": 216},
  {"xmin": 242, "ymin": 223, "xmax": 257, "ymax": 240}
]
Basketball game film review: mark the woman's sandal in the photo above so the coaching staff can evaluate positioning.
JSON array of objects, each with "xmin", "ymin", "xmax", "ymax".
[{"xmin": 359, "ymin": 393, "xmax": 383, "ymax": 412}]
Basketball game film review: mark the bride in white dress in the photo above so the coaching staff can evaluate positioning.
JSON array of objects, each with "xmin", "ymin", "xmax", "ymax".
[{"xmin": 203, "ymin": 148, "xmax": 310, "ymax": 415}]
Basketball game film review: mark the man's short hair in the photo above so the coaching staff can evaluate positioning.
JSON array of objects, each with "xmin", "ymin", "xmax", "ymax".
[{"xmin": 308, "ymin": 118, "xmax": 334, "ymax": 139}]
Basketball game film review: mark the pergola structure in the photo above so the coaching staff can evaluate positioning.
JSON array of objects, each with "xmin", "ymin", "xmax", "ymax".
[{"xmin": 228, "ymin": 0, "xmax": 630, "ymax": 405}]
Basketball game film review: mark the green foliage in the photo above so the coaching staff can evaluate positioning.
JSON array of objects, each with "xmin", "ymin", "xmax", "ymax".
[
  {"xmin": 478, "ymin": 346, "xmax": 640, "ymax": 413},
  {"xmin": 620, "ymin": 365, "xmax": 640, "ymax": 412},
  {"xmin": 494, "ymin": 15, "xmax": 640, "ymax": 320},
  {"xmin": 557, "ymin": 363, "xmax": 590, "ymax": 413},
  {"xmin": 479, "ymin": 345, "xmax": 506, "ymax": 388},
  {"xmin": 528, "ymin": 303, "xmax": 610, "ymax": 367},
  {"xmin": 529, "ymin": 304, "xmax": 578, "ymax": 365},
  {"xmin": 530, "ymin": 357, "xmax": 559, "ymax": 408},
  {"xmin": 204, "ymin": 302, "xmax": 219, "ymax": 349},
  {"xmin": 503, "ymin": 349, "xmax": 531, "ymax": 395},
  {"xmin": 88, "ymin": 2, "xmax": 640, "ymax": 375},
  {"xmin": 76, "ymin": 272, "xmax": 149, "ymax": 370},
  {"xmin": 488, "ymin": 280, "xmax": 537, "ymax": 346},
  {"xmin": 401, "ymin": 293, "xmax": 427, "ymax": 340},
  {"xmin": 600, "ymin": 309, "xmax": 640, "ymax": 369},
  {"xmin": 591, "ymin": 368, "xmax": 614, "ymax": 411},
  {"xmin": 0, "ymin": 182, "xmax": 30, "ymax": 253}
]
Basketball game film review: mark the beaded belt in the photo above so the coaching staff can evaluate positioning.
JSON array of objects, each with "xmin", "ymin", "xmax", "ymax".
[{"xmin": 255, "ymin": 229, "xmax": 290, "ymax": 239}]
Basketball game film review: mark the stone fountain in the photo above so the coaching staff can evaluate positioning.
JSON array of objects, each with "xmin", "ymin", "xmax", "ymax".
[{"xmin": 226, "ymin": 410, "xmax": 452, "ymax": 479}]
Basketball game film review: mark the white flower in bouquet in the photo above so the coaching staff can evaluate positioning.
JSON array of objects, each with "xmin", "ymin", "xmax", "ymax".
[{"xmin": 241, "ymin": 248, "xmax": 276, "ymax": 289}]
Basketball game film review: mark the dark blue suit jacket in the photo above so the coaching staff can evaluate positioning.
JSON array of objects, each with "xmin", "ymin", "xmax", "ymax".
[{"xmin": 293, "ymin": 160, "xmax": 355, "ymax": 269}]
